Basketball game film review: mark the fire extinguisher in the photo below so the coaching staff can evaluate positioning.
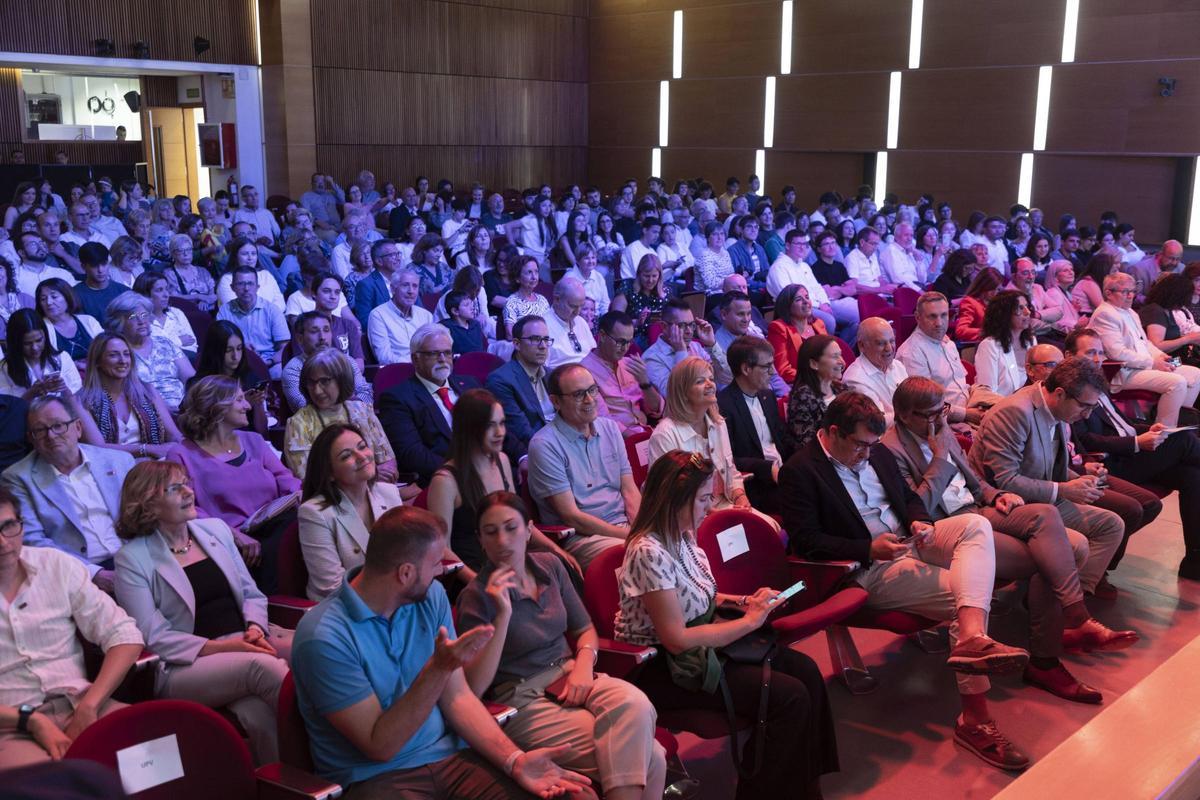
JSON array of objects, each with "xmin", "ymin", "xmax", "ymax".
[{"xmin": 227, "ymin": 175, "xmax": 239, "ymax": 207}]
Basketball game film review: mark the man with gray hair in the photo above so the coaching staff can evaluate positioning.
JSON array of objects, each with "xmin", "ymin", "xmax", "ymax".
[
  {"xmin": 1126, "ymin": 239, "xmax": 1184, "ymax": 303},
  {"xmin": 878, "ymin": 222, "xmax": 924, "ymax": 290},
  {"xmin": 330, "ymin": 211, "xmax": 373, "ymax": 280},
  {"xmin": 543, "ymin": 276, "xmax": 596, "ymax": 370},
  {"xmin": 367, "ymin": 267, "xmax": 434, "ymax": 365},
  {"xmin": 844, "ymin": 316, "xmax": 908, "ymax": 427},
  {"xmin": 1089, "ymin": 271, "xmax": 1200, "ymax": 427},
  {"xmin": 378, "ymin": 324, "xmax": 480, "ymax": 486}
]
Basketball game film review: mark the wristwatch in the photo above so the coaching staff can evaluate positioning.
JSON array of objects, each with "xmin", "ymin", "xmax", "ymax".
[{"xmin": 16, "ymin": 703, "xmax": 34, "ymax": 734}]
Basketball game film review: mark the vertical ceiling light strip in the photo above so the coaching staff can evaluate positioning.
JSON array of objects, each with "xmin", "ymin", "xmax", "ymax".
[
  {"xmin": 908, "ymin": 0, "xmax": 924, "ymax": 70},
  {"xmin": 780, "ymin": 1, "xmax": 793, "ymax": 75}
]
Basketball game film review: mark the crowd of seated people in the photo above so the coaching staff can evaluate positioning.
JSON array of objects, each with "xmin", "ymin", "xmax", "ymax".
[{"xmin": 2, "ymin": 168, "xmax": 1199, "ymax": 799}]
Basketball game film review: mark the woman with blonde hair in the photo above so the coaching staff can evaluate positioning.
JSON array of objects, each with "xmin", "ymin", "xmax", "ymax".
[
  {"xmin": 114, "ymin": 459, "xmax": 290, "ymax": 765},
  {"xmin": 647, "ymin": 356, "xmax": 755, "ymax": 515},
  {"xmin": 78, "ymin": 332, "xmax": 182, "ymax": 459}
]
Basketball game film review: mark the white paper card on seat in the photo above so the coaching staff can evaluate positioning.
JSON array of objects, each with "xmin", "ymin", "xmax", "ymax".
[
  {"xmin": 716, "ymin": 524, "xmax": 749, "ymax": 562},
  {"xmin": 634, "ymin": 440, "xmax": 651, "ymax": 466},
  {"xmin": 116, "ymin": 733, "xmax": 185, "ymax": 795}
]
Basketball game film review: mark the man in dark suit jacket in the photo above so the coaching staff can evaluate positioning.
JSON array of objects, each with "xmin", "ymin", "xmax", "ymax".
[
  {"xmin": 717, "ymin": 337, "xmax": 792, "ymax": 512},
  {"xmin": 378, "ymin": 325, "xmax": 480, "ymax": 486},
  {"xmin": 352, "ymin": 241, "xmax": 401, "ymax": 329},
  {"xmin": 1066, "ymin": 328, "xmax": 1200, "ymax": 580},
  {"xmin": 386, "ymin": 188, "xmax": 426, "ymax": 239},
  {"xmin": 485, "ymin": 315, "xmax": 554, "ymax": 460},
  {"xmin": 779, "ymin": 391, "xmax": 1033, "ymax": 771}
]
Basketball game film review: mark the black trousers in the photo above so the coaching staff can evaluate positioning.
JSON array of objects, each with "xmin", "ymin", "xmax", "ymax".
[
  {"xmin": 1108, "ymin": 430, "xmax": 1200, "ymax": 557},
  {"xmin": 636, "ymin": 649, "xmax": 838, "ymax": 800}
]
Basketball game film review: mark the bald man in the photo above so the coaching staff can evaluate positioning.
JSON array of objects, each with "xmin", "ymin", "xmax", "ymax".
[
  {"xmin": 1025, "ymin": 344, "xmax": 1064, "ymax": 385},
  {"xmin": 1126, "ymin": 239, "xmax": 1183, "ymax": 304},
  {"xmin": 843, "ymin": 317, "xmax": 908, "ymax": 426}
]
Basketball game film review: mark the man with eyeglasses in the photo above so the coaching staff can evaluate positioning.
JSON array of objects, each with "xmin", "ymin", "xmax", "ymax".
[
  {"xmin": 580, "ymin": 311, "xmax": 662, "ymax": 433},
  {"xmin": 1023, "ymin": 343, "xmax": 1064, "ymax": 386},
  {"xmin": 1126, "ymin": 239, "xmax": 1183, "ymax": 304},
  {"xmin": 379, "ymin": 325, "xmax": 481, "ymax": 487},
  {"xmin": 717, "ymin": 337, "xmax": 792, "ymax": 513},
  {"xmin": 1090, "ymin": 271, "xmax": 1200, "ymax": 427},
  {"xmin": 14, "ymin": 232, "xmax": 77, "ymax": 299},
  {"xmin": 885, "ymin": 375, "xmax": 1137, "ymax": 710},
  {"xmin": 60, "ymin": 202, "xmax": 112, "ymax": 254},
  {"xmin": 641, "ymin": 298, "xmax": 731, "ymax": 396},
  {"xmin": 486, "ymin": 315, "xmax": 556, "ymax": 459},
  {"xmin": 216, "ymin": 266, "xmax": 291, "ymax": 378},
  {"xmin": 781, "ymin": 392, "xmax": 1036, "ymax": 771},
  {"xmin": 542, "ymin": 277, "xmax": 596, "ymax": 371},
  {"xmin": 970, "ymin": 358, "xmax": 1127, "ymax": 611},
  {"xmin": 1, "ymin": 396, "xmax": 135, "ymax": 593},
  {"xmin": 1005, "ymin": 258, "xmax": 1061, "ymax": 343},
  {"xmin": 0, "ymin": 484, "xmax": 144, "ymax": 770},
  {"xmin": 367, "ymin": 267, "xmax": 434, "ymax": 365},
  {"xmin": 352, "ymin": 239, "xmax": 403, "ymax": 328},
  {"xmin": 527, "ymin": 364, "xmax": 635, "ymax": 571},
  {"xmin": 1065, "ymin": 328, "xmax": 1200, "ymax": 582}
]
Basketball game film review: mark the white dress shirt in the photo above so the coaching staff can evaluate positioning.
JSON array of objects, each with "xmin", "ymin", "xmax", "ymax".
[
  {"xmin": 743, "ymin": 391, "xmax": 782, "ymax": 467},
  {"xmin": 16, "ymin": 263, "xmax": 77, "ymax": 298},
  {"xmin": 366, "ymin": 301, "xmax": 434, "ymax": 364},
  {"xmin": 543, "ymin": 310, "xmax": 597, "ymax": 370},
  {"xmin": 843, "ymin": 357, "xmax": 909, "ymax": 427},
  {"xmin": 845, "ymin": 248, "xmax": 884, "ymax": 288},
  {"xmin": 563, "ymin": 267, "xmax": 611, "ymax": 316},
  {"xmin": 621, "ymin": 240, "xmax": 658, "ymax": 282},
  {"xmin": 60, "ymin": 455, "xmax": 123, "ymax": 564},
  {"xmin": 417, "ymin": 373, "xmax": 457, "ymax": 427},
  {"xmin": 982, "ymin": 237, "xmax": 1009, "ymax": 272},
  {"xmin": 766, "ymin": 254, "xmax": 830, "ymax": 304},
  {"xmin": 0, "ymin": 547, "xmax": 142, "ymax": 707},
  {"xmin": 895, "ymin": 329, "xmax": 970, "ymax": 410},
  {"xmin": 817, "ymin": 433, "xmax": 900, "ymax": 537},
  {"xmin": 879, "ymin": 242, "xmax": 924, "ymax": 290}
]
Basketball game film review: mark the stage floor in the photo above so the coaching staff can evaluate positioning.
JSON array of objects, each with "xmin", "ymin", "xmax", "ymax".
[{"xmin": 673, "ymin": 492, "xmax": 1200, "ymax": 799}]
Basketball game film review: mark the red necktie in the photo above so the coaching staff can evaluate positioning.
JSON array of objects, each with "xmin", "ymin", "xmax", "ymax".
[{"xmin": 436, "ymin": 387, "xmax": 455, "ymax": 414}]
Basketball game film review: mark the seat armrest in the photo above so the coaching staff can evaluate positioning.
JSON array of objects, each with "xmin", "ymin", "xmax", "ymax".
[
  {"xmin": 787, "ymin": 559, "xmax": 860, "ymax": 604},
  {"xmin": 595, "ymin": 637, "xmax": 656, "ymax": 678},
  {"xmin": 269, "ymin": 595, "xmax": 317, "ymax": 629},
  {"xmin": 112, "ymin": 650, "xmax": 161, "ymax": 704},
  {"xmin": 255, "ymin": 762, "xmax": 343, "ymax": 800},
  {"xmin": 485, "ymin": 702, "xmax": 517, "ymax": 726}
]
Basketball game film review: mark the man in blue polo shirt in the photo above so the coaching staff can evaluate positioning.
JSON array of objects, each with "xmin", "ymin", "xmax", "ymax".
[
  {"xmin": 291, "ymin": 506, "xmax": 590, "ymax": 799},
  {"xmin": 216, "ymin": 265, "xmax": 290, "ymax": 378}
]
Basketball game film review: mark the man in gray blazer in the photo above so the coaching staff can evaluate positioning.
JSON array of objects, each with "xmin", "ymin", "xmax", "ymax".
[
  {"xmin": 1, "ymin": 396, "xmax": 134, "ymax": 592},
  {"xmin": 887, "ymin": 376, "xmax": 1137, "ymax": 703},
  {"xmin": 969, "ymin": 358, "xmax": 1125, "ymax": 605}
]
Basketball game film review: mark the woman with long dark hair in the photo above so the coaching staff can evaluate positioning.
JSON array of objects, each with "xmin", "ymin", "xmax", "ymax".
[
  {"xmin": 783, "ymin": 335, "xmax": 847, "ymax": 450},
  {"xmin": 614, "ymin": 450, "xmax": 839, "ymax": 800},
  {"xmin": 193, "ymin": 320, "xmax": 269, "ymax": 436},
  {"xmin": 0, "ymin": 308, "xmax": 82, "ymax": 398},
  {"xmin": 767, "ymin": 284, "xmax": 827, "ymax": 385},
  {"xmin": 953, "ymin": 266, "xmax": 1004, "ymax": 341},
  {"xmin": 36, "ymin": 278, "xmax": 101, "ymax": 368},
  {"xmin": 974, "ymin": 290, "xmax": 1035, "ymax": 397}
]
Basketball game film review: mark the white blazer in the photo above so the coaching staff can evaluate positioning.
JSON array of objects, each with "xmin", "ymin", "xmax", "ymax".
[{"xmin": 297, "ymin": 482, "xmax": 404, "ymax": 600}]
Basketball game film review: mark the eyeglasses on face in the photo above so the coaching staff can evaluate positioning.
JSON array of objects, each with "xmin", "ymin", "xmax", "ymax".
[
  {"xmin": 165, "ymin": 479, "xmax": 194, "ymax": 496},
  {"xmin": 555, "ymin": 384, "xmax": 599, "ymax": 402},
  {"xmin": 29, "ymin": 419, "xmax": 75, "ymax": 439},
  {"xmin": 0, "ymin": 518, "xmax": 21, "ymax": 538},
  {"xmin": 911, "ymin": 402, "xmax": 951, "ymax": 421},
  {"xmin": 519, "ymin": 336, "xmax": 554, "ymax": 347},
  {"xmin": 415, "ymin": 350, "xmax": 453, "ymax": 361}
]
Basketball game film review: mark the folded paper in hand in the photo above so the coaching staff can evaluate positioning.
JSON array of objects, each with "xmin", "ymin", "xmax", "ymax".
[{"xmin": 245, "ymin": 491, "xmax": 300, "ymax": 533}]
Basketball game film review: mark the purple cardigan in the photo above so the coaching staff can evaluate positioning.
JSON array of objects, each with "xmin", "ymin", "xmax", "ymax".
[{"xmin": 167, "ymin": 431, "xmax": 300, "ymax": 530}]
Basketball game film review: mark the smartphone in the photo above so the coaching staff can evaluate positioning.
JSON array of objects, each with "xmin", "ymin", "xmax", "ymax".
[{"xmin": 770, "ymin": 579, "xmax": 807, "ymax": 606}]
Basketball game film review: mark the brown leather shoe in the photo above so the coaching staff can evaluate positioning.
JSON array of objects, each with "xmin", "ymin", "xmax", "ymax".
[
  {"xmin": 1086, "ymin": 574, "xmax": 1119, "ymax": 601},
  {"xmin": 954, "ymin": 719, "xmax": 1030, "ymax": 771},
  {"xmin": 1063, "ymin": 619, "xmax": 1139, "ymax": 653},
  {"xmin": 1023, "ymin": 662, "xmax": 1103, "ymax": 704},
  {"xmin": 947, "ymin": 634, "xmax": 1030, "ymax": 674}
]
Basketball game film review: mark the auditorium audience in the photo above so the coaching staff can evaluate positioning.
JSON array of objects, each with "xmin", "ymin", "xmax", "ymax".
[
  {"xmin": 580, "ymin": 310, "xmax": 662, "ymax": 432},
  {"xmin": 2, "ymin": 396, "xmax": 133, "ymax": 591},
  {"xmin": 378, "ymin": 325, "xmax": 479, "ymax": 486},
  {"xmin": 642, "ymin": 298, "xmax": 731, "ymax": 395},
  {"xmin": 1139, "ymin": 273, "xmax": 1200, "ymax": 365},
  {"xmin": 1126, "ymin": 240, "xmax": 1183, "ymax": 304},
  {"xmin": 114, "ymin": 460, "xmax": 290, "ymax": 765},
  {"xmin": 217, "ymin": 238, "xmax": 285, "ymax": 312},
  {"xmin": 216, "ymin": 266, "xmax": 290, "ymax": 379},
  {"xmin": 1090, "ymin": 271, "xmax": 1200, "ymax": 427},
  {"xmin": 133, "ymin": 271, "xmax": 198, "ymax": 356},
  {"xmin": 107, "ymin": 291, "xmax": 193, "ymax": 411},
  {"xmin": 973, "ymin": 290, "xmax": 1035, "ymax": 399},
  {"xmin": 1070, "ymin": 251, "xmax": 1114, "ymax": 317},
  {"xmin": 1041, "ymin": 259, "xmax": 1081, "ymax": 331},
  {"xmin": 611, "ymin": 253, "xmax": 671, "ymax": 347},
  {"xmin": 615, "ymin": 450, "xmax": 838, "ymax": 799},
  {"xmin": 502, "ymin": 256, "xmax": 550, "ymax": 337},
  {"xmin": 297, "ymin": 423, "xmax": 405, "ymax": 601},
  {"xmin": 73, "ymin": 243, "xmax": 126, "ymax": 323},
  {"xmin": 718, "ymin": 337, "xmax": 792, "ymax": 512},
  {"xmin": 164, "ymin": 234, "xmax": 216, "ymax": 312},
  {"xmin": 0, "ymin": 484, "xmax": 142, "ymax": 770},
  {"xmin": 35, "ymin": 278, "xmax": 99, "ymax": 371},
  {"xmin": 285, "ymin": 349, "xmax": 396, "ymax": 481},
  {"xmin": 282, "ymin": 311, "xmax": 372, "ymax": 412},
  {"xmin": 780, "ymin": 392, "xmax": 1032, "ymax": 770},
  {"xmin": 77, "ymin": 333, "xmax": 182, "ymax": 458},
  {"xmin": 458, "ymin": 491, "xmax": 666, "ymax": 800},
  {"xmin": 527, "ymin": 364, "xmax": 634, "ymax": 571},
  {"xmin": 0, "ymin": 309, "xmax": 83, "ymax": 398},
  {"xmin": 191, "ymin": 321, "xmax": 269, "ymax": 435}
]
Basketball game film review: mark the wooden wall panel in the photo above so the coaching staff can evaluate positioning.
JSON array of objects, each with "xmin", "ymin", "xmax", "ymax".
[
  {"xmin": 790, "ymin": 1, "xmax": 908, "ymax": 74},
  {"xmin": 310, "ymin": 0, "xmax": 587, "ymax": 82},
  {"xmin": 661, "ymin": 148, "xmax": 755, "ymax": 191},
  {"xmin": 0, "ymin": 69, "xmax": 22, "ymax": 142},
  {"xmin": 590, "ymin": 11, "xmax": 673, "ymax": 83},
  {"xmin": 589, "ymin": 81, "xmax": 660, "ymax": 148},
  {"xmin": 667, "ymin": 78, "xmax": 763, "ymax": 149},
  {"xmin": 1047, "ymin": 60, "xmax": 1200, "ymax": 155},
  {"xmin": 316, "ymin": 145, "xmax": 587, "ymax": 194},
  {"xmin": 919, "ymin": 0, "xmax": 1062, "ymax": 69},
  {"xmin": 591, "ymin": 0, "xmax": 774, "ymax": 16},
  {"xmin": 900, "ymin": 67, "xmax": 1040, "ymax": 151},
  {"xmin": 1032, "ymin": 155, "xmax": 1178, "ymax": 243},
  {"xmin": 587, "ymin": 146, "xmax": 654, "ymax": 192},
  {"xmin": 887, "ymin": 152, "xmax": 1023, "ymax": 223},
  {"xmin": 680, "ymin": 3, "xmax": 780, "ymax": 79},
  {"xmin": 1076, "ymin": 0, "xmax": 1200, "ymax": 63},
  {"xmin": 763, "ymin": 151, "xmax": 866, "ymax": 206},
  {"xmin": 774, "ymin": 73, "xmax": 890, "ymax": 152},
  {"xmin": 1, "ymin": 140, "xmax": 144, "ymax": 166},
  {"xmin": 0, "ymin": 0, "xmax": 257, "ymax": 64}
]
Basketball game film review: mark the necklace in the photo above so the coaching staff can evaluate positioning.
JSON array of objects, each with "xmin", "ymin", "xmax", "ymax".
[{"xmin": 168, "ymin": 534, "xmax": 193, "ymax": 555}]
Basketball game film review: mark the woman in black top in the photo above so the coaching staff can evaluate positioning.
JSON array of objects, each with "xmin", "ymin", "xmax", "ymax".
[
  {"xmin": 931, "ymin": 249, "xmax": 978, "ymax": 304},
  {"xmin": 1140, "ymin": 273, "xmax": 1200, "ymax": 366}
]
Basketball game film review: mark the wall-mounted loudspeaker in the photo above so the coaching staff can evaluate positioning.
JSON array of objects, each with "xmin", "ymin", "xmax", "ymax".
[{"xmin": 123, "ymin": 91, "xmax": 141, "ymax": 113}]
